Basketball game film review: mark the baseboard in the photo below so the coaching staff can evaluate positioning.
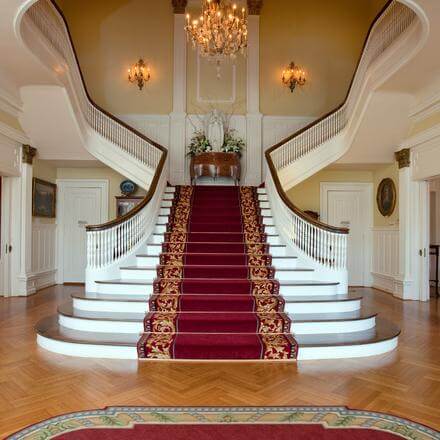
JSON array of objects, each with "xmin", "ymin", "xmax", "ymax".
[
  {"xmin": 29, "ymin": 269, "xmax": 57, "ymax": 292},
  {"xmin": 371, "ymin": 272, "xmax": 398, "ymax": 295}
]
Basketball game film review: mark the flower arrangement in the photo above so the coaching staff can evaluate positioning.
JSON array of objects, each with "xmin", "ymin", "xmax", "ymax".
[
  {"xmin": 187, "ymin": 130, "xmax": 212, "ymax": 157},
  {"xmin": 221, "ymin": 129, "xmax": 245, "ymax": 157}
]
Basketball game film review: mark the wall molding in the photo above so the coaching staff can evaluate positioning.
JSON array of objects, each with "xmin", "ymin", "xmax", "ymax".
[
  {"xmin": 371, "ymin": 226, "xmax": 400, "ymax": 295},
  {"xmin": 401, "ymin": 122, "xmax": 440, "ymax": 149},
  {"xmin": 0, "ymin": 120, "xmax": 29, "ymax": 144},
  {"xmin": 409, "ymin": 90, "xmax": 440, "ymax": 123}
]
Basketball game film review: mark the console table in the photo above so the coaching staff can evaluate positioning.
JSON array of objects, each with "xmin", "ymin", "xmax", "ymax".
[{"xmin": 190, "ymin": 152, "xmax": 240, "ymax": 185}]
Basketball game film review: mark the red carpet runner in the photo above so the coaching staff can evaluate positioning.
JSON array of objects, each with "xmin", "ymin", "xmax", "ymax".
[{"xmin": 137, "ymin": 186, "xmax": 298, "ymax": 360}]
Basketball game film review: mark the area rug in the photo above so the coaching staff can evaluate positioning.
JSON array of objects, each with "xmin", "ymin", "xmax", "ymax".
[
  {"xmin": 8, "ymin": 406, "xmax": 439, "ymax": 439},
  {"xmin": 138, "ymin": 185, "xmax": 298, "ymax": 360}
]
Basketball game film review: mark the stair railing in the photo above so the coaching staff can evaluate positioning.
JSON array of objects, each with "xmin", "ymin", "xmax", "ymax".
[
  {"xmin": 23, "ymin": 0, "xmax": 168, "ymax": 270},
  {"xmin": 266, "ymin": 1, "xmax": 416, "ymax": 272}
]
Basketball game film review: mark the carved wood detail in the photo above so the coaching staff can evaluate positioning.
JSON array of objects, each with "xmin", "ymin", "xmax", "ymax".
[{"xmin": 172, "ymin": 0, "xmax": 188, "ymax": 14}]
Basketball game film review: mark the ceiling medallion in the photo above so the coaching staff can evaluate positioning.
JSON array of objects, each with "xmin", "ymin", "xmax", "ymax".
[{"xmin": 185, "ymin": 0, "xmax": 248, "ymax": 78}]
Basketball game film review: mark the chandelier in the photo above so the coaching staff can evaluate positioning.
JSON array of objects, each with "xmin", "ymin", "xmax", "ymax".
[{"xmin": 185, "ymin": 0, "xmax": 248, "ymax": 74}]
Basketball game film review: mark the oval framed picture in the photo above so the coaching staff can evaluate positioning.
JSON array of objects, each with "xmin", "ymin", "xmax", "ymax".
[
  {"xmin": 120, "ymin": 179, "xmax": 137, "ymax": 196},
  {"xmin": 377, "ymin": 178, "xmax": 396, "ymax": 217}
]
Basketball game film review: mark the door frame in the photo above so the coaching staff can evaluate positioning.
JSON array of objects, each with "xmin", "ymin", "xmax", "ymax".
[
  {"xmin": 320, "ymin": 182, "xmax": 374, "ymax": 287},
  {"xmin": 56, "ymin": 179, "xmax": 109, "ymax": 284},
  {"xmin": 0, "ymin": 177, "xmax": 12, "ymax": 296}
]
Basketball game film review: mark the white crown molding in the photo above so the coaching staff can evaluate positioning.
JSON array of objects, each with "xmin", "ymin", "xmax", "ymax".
[
  {"xmin": 0, "ymin": 85, "xmax": 23, "ymax": 118},
  {"xmin": 400, "ymin": 122, "xmax": 440, "ymax": 149},
  {"xmin": 409, "ymin": 90, "xmax": 440, "ymax": 123},
  {"xmin": 0, "ymin": 120, "xmax": 29, "ymax": 144}
]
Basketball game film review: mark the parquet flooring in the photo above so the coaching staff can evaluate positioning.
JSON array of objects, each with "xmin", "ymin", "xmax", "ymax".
[{"xmin": 0, "ymin": 285, "xmax": 439, "ymax": 437}]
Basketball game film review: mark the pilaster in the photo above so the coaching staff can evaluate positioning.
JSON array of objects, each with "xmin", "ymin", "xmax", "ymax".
[
  {"xmin": 11, "ymin": 145, "xmax": 37, "ymax": 295},
  {"xmin": 246, "ymin": 7, "xmax": 263, "ymax": 186},
  {"xmin": 395, "ymin": 148, "xmax": 428, "ymax": 301},
  {"xmin": 170, "ymin": 3, "xmax": 188, "ymax": 185}
]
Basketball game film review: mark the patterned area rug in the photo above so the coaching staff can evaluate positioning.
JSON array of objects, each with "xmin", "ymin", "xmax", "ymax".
[
  {"xmin": 137, "ymin": 185, "xmax": 298, "ymax": 360},
  {"xmin": 8, "ymin": 407, "xmax": 439, "ymax": 439}
]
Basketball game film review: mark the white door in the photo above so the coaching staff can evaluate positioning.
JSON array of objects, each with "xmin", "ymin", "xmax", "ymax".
[
  {"xmin": 0, "ymin": 177, "xmax": 11, "ymax": 296},
  {"xmin": 60, "ymin": 182, "xmax": 108, "ymax": 283},
  {"xmin": 323, "ymin": 186, "xmax": 371, "ymax": 286}
]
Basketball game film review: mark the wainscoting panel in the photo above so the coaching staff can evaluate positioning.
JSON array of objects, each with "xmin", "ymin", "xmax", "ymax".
[
  {"xmin": 372, "ymin": 227, "xmax": 400, "ymax": 293},
  {"xmin": 31, "ymin": 220, "xmax": 57, "ymax": 290}
]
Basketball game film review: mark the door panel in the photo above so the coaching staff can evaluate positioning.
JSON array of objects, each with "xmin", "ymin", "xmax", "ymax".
[
  {"xmin": 63, "ymin": 187, "xmax": 104, "ymax": 282},
  {"xmin": 327, "ymin": 190, "xmax": 365, "ymax": 286}
]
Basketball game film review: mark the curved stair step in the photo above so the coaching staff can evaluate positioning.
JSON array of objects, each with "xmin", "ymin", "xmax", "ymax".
[
  {"xmin": 35, "ymin": 316, "xmax": 399, "ymax": 361},
  {"xmin": 72, "ymin": 292, "xmax": 363, "ymax": 314},
  {"xmin": 57, "ymin": 302, "xmax": 376, "ymax": 335}
]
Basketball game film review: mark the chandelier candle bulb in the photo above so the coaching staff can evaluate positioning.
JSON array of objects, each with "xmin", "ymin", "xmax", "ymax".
[{"xmin": 185, "ymin": 0, "xmax": 248, "ymax": 74}]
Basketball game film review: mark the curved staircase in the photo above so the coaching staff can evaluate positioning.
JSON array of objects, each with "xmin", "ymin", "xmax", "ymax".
[
  {"xmin": 20, "ymin": 0, "xmax": 419, "ymax": 360},
  {"xmin": 36, "ymin": 184, "xmax": 399, "ymax": 360}
]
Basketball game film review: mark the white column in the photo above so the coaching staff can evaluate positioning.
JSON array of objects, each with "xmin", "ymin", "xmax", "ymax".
[
  {"xmin": 169, "ymin": 10, "xmax": 187, "ymax": 185},
  {"xmin": 11, "ymin": 146, "xmax": 36, "ymax": 296},
  {"xmin": 245, "ymin": 13, "xmax": 263, "ymax": 186},
  {"xmin": 395, "ymin": 151, "xmax": 429, "ymax": 301}
]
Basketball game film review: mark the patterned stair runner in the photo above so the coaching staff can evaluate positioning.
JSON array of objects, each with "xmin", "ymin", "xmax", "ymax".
[{"xmin": 137, "ymin": 186, "xmax": 298, "ymax": 360}]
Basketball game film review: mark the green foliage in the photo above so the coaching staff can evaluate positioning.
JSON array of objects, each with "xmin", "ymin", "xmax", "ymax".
[
  {"xmin": 221, "ymin": 129, "xmax": 245, "ymax": 157},
  {"xmin": 187, "ymin": 130, "xmax": 212, "ymax": 157}
]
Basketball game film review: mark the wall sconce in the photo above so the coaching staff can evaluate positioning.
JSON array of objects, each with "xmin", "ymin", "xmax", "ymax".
[
  {"xmin": 128, "ymin": 58, "xmax": 151, "ymax": 90},
  {"xmin": 282, "ymin": 62, "xmax": 306, "ymax": 93}
]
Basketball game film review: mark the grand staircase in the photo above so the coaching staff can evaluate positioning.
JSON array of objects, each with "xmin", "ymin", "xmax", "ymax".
[
  {"xmin": 20, "ymin": 0, "xmax": 420, "ymax": 360},
  {"xmin": 36, "ymin": 184, "xmax": 399, "ymax": 360}
]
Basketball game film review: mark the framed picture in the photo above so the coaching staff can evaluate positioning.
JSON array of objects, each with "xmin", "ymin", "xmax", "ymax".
[
  {"xmin": 116, "ymin": 196, "xmax": 144, "ymax": 218},
  {"xmin": 32, "ymin": 178, "xmax": 57, "ymax": 218},
  {"xmin": 377, "ymin": 178, "xmax": 396, "ymax": 217}
]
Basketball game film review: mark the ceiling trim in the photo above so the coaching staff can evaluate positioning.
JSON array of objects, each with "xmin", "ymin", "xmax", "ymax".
[
  {"xmin": 409, "ymin": 90, "xmax": 440, "ymax": 123},
  {"xmin": 400, "ymin": 122, "xmax": 440, "ymax": 149},
  {"xmin": 0, "ymin": 120, "xmax": 29, "ymax": 144},
  {"xmin": 0, "ymin": 87, "xmax": 23, "ymax": 118}
]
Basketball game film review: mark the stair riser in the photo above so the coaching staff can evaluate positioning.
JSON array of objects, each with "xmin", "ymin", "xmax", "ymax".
[
  {"xmin": 136, "ymin": 256, "xmax": 298, "ymax": 269},
  {"xmin": 96, "ymin": 282, "xmax": 338, "ymax": 296},
  {"xmin": 59, "ymin": 314, "xmax": 375, "ymax": 335},
  {"xmin": 73, "ymin": 297, "xmax": 361, "ymax": 314},
  {"xmin": 155, "ymin": 224, "xmax": 278, "ymax": 235},
  {"xmin": 149, "ymin": 234, "xmax": 281, "ymax": 245},
  {"xmin": 160, "ymin": 207, "xmax": 274, "ymax": 222},
  {"xmin": 37, "ymin": 335, "xmax": 398, "ymax": 360},
  {"xmin": 145, "ymin": 244, "xmax": 288, "ymax": 256},
  {"xmin": 119, "ymin": 268, "xmax": 313, "ymax": 281},
  {"xmin": 73, "ymin": 298, "xmax": 148, "ymax": 313}
]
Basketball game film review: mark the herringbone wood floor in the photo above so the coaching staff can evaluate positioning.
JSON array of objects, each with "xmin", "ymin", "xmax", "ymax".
[{"xmin": 0, "ymin": 286, "xmax": 439, "ymax": 437}]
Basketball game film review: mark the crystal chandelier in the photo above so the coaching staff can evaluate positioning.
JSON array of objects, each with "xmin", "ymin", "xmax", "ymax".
[{"xmin": 185, "ymin": 0, "xmax": 248, "ymax": 75}]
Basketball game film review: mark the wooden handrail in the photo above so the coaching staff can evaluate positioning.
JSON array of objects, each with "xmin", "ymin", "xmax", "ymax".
[
  {"xmin": 265, "ymin": 0, "xmax": 394, "ymax": 236},
  {"xmin": 48, "ymin": 1, "xmax": 168, "ymax": 232}
]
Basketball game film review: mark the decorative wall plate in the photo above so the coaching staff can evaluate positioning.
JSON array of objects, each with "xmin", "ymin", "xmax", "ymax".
[
  {"xmin": 120, "ymin": 179, "xmax": 137, "ymax": 196},
  {"xmin": 377, "ymin": 178, "xmax": 396, "ymax": 217}
]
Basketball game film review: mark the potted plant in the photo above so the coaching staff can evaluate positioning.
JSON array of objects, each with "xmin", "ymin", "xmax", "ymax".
[
  {"xmin": 187, "ymin": 130, "xmax": 212, "ymax": 157},
  {"xmin": 221, "ymin": 129, "xmax": 245, "ymax": 157}
]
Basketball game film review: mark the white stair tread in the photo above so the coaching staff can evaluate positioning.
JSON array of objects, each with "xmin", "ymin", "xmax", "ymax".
[{"xmin": 36, "ymin": 316, "xmax": 399, "ymax": 349}]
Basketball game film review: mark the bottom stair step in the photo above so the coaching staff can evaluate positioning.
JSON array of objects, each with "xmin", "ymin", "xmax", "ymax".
[
  {"xmin": 137, "ymin": 332, "xmax": 298, "ymax": 360},
  {"xmin": 36, "ymin": 316, "xmax": 400, "ymax": 361}
]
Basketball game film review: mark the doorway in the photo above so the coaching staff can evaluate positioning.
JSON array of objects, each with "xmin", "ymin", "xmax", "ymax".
[
  {"xmin": 0, "ymin": 177, "xmax": 12, "ymax": 296},
  {"xmin": 320, "ymin": 182, "xmax": 373, "ymax": 286},
  {"xmin": 429, "ymin": 179, "xmax": 440, "ymax": 298},
  {"xmin": 57, "ymin": 180, "xmax": 108, "ymax": 283}
]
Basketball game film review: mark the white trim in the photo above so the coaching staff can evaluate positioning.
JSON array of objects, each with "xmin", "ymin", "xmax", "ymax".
[
  {"xmin": 0, "ymin": 177, "xmax": 12, "ymax": 296},
  {"xmin": 0, "ymin": 120, "xmax": 29, "ymax": 144},
  {"xmin": 409, "ymin": 91, "xmax": 440, "ymax": 123},
  {"xmin": 401, "ymin": 122, "xmax": 440, "ymax": 149},
  {"xmin": 196, "ymin": 52, "xmax": 237, "ymax": 104},
  {"xmin": 320, "ymin": 182, "xmax": 374, "ymax": 287},
  {"xmin": 56, "ymin": 179, "xmax": 109, "ymax": 284}
]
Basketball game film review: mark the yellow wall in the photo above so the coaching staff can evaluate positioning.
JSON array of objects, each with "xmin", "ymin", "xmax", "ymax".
[
  {"xmin": 260, "ymin": 0, "xmax": 387, "ymax": 116},
  {"xmin": 56, "ymin": 166, "xmax": 146, "ymax": 219},
  {"xmin": 56, "ymin": 0, "xmax": 173, "ymax": 115},
  {"xmin": 0, "ymin": 109, "xmax": 24, "ymax": 132},
  {"xmin": 287, "ymin": 163, "xmax": 399, "ymax": 227},
  {"xmin": 287, "ymin": 169, "xmax": 374, "ymax": 213},
  {"xmin": 373, "ymin": 162, "xmax": 399, "ymax": 227}
]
